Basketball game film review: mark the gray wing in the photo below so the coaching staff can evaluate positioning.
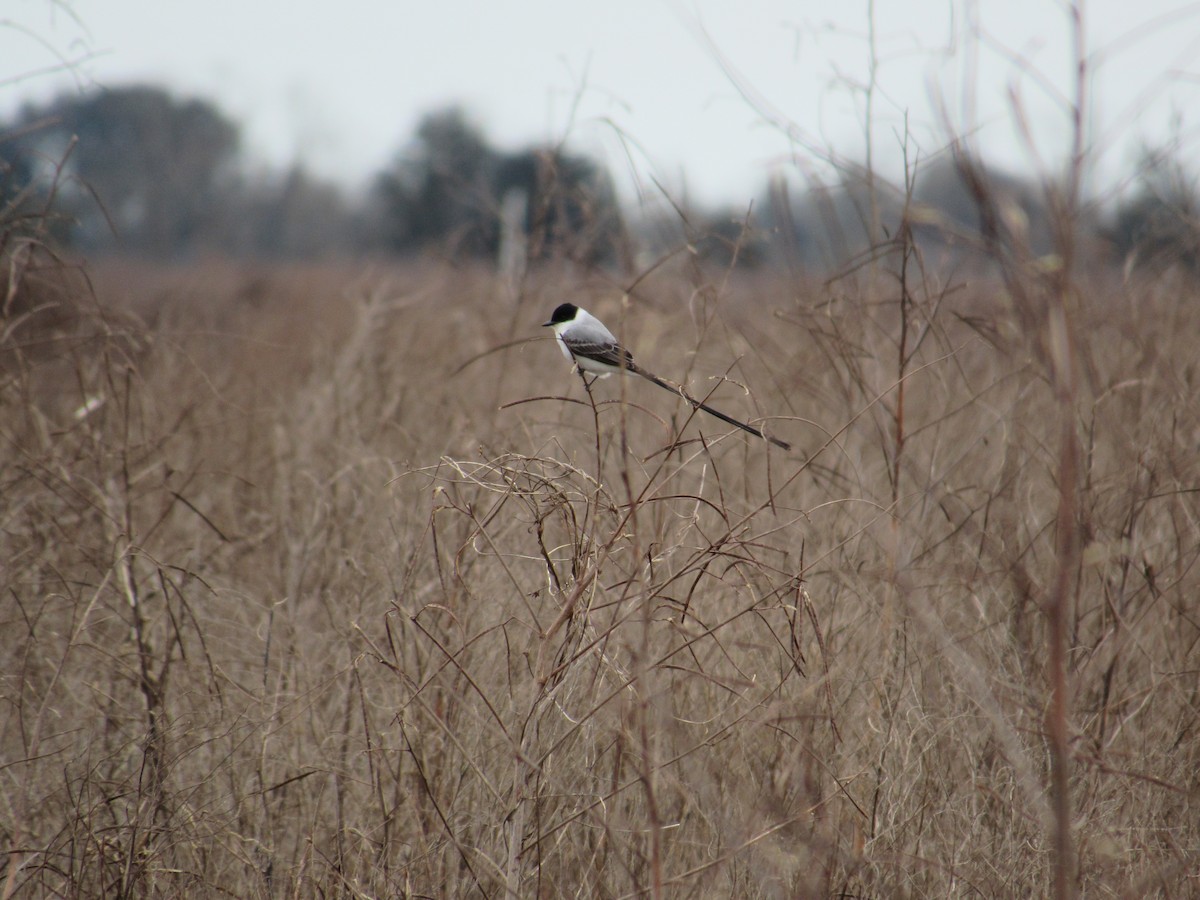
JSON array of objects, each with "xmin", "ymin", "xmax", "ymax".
[{"xmin": 566, "ymin": 338, "xmax": 638, "ymax": 371}]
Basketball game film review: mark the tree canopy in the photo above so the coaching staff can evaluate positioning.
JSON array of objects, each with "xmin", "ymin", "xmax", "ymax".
[{"xmin": 3, "ymin": 85, "xmax": 241, "ymax": 256}]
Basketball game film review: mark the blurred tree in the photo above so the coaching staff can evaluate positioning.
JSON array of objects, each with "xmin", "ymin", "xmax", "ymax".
[
  {"xmin": 2, "ymin": 84, "xmax": 241, "ymax": 256},
  {"xmin": 376, "ymin": 107, "xmax": 498, "ymax": 256},
  {"xmin": 495, "ymin": 148, "xmax": 626, "ymax": 267},
  {"xmin": 1108, "ymin": 148, "xmax": 1200, "ymax": 271},
  {"xmin": 911, "ymin": 155, "xmax": 1053, "ymax": 260},
  {"xmin": 374, "ymin": 105, "xmax": 626, "ymax": 266},
  {"xmin": 1, "ymin": 116, "xmax": 75, "ymax": 252}
]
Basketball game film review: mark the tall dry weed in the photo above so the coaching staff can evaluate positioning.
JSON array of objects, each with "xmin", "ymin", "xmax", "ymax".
[{"xmin": 2, "ymin": 243, "xmax": 1197, "ymax": 898}]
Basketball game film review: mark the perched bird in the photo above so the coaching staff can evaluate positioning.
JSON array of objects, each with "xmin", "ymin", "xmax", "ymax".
[{"xmin": 542, "ymin": 302, "xmax": 790, "ymax": 450}]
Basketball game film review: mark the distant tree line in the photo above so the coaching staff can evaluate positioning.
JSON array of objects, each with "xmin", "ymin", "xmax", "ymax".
[
  {"xmin": 0, "ymin": 85, "xmax": 625, "ymax": 265},
  {"xmin": 670, "ymin": 150, "xmax": 1200, "ymax": 275},
  {"xmin": 0, "ymin": 85, "xmax": 363, "ymax": 259},
  {"xmin": 2, "ymin": 82, "xmax": 1198, "ymax": 272}
]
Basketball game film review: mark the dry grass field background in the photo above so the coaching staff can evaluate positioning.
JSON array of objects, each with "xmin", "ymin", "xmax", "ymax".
[{"xmin": 2, "ymin": 245, "xmax": 1199, "ymax": 897}]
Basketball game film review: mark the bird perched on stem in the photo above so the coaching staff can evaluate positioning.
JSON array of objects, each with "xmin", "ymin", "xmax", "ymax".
[{"xmin": 542, "ymin": 302, "xmax": 790, "ymax": 451}]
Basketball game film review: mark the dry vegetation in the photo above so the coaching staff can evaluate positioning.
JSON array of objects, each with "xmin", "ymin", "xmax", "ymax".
[{"xmin": 2, "ymin": 238, "xmax": 1199, "ymax": 899}]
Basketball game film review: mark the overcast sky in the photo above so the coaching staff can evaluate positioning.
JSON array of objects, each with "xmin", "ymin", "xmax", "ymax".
[{"xmin": 5, "ymin": 1, "xmax": 1200, "ymax": 206}]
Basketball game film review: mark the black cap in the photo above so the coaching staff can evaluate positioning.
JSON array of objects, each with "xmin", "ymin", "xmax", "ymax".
[{"xmin": 542, "ymin": 303, "xmax": 579, "ymax": 327}]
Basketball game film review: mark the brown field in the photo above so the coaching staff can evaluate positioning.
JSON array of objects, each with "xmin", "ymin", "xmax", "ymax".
[{"xmin": 2, "ymin": 251, "xmax": 1198, "ymax": 898}]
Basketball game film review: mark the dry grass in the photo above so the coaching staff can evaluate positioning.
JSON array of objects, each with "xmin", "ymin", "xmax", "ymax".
[{"xmin": 2, "ymin": 248, "xmax": 1198, "ymax": 898}]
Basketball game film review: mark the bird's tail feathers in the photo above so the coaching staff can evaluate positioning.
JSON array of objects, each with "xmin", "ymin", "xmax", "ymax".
[{"xmin": 636, "ymin": 369, "xmax": 790, "ymax": 451}]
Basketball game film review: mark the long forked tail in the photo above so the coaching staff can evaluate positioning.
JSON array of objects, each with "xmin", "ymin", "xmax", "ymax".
[{"xmin": 631, "ymin": 365, "xmax": 791, "ymax": 451}]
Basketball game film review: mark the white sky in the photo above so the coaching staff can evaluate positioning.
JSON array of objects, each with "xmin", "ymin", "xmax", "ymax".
[{"xmin": 4, "ymin": 0, "xmax": 1200, "ymax": 207}]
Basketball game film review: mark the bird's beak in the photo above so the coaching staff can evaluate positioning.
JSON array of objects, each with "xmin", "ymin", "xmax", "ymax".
[{"xmin": 540, "ymin": 320, "xmax": 553, "ymax": 328}]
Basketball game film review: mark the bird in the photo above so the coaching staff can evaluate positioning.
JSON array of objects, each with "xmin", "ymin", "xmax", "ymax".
[{"xmin": 541, "ymin": 302, "xmax": 790, "ymax": 450}]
